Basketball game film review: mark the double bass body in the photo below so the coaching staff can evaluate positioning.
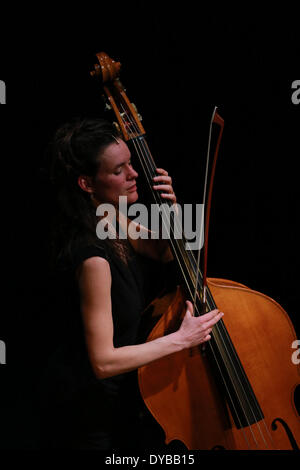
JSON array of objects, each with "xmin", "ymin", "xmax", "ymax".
[{"xmin": 138, "ymin": 279, "xmax": 300, "ymax": 450}]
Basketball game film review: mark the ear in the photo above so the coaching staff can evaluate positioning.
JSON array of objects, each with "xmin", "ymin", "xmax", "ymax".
[{"xmin": 77, "ymin": 175, "xmax": 94, "ymax": 194}]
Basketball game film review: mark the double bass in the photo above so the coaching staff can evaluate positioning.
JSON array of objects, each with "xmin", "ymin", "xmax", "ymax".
[{"xmin": 90, "ymin": 52, "xmax": 300, "ymax": 450}]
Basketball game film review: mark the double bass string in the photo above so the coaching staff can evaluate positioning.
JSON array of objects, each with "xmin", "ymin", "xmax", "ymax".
[
  {"xmin": 117, "ymin": 102, "xmax": 257, "ymax": 443},
  {"xmin": 117, "ymin": 103, "xmax": 203, "ymax": 295},
  {"xmin": 118, "ymin": 103, "xmax": 201, "ymax": 300},
  {"xmin": 116, "ymin": 106, "xmax": 253, "ymax": 442},
  {"xmin": 117, "ymin": 100, "xmax": 271, "ymax": 449}
]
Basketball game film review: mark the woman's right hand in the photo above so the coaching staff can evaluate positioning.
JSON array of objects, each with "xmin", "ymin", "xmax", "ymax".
[{"xmin": 176, "ymin": 300, "xmax": 224, "ymax": 349}]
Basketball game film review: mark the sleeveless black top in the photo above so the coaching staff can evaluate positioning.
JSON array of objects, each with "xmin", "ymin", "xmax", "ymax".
[
  {"xmin": 38, "ymin": 238, "xmax": 149, "ymax": 409},
  {"xmin": 37, "ymin": 236, "xmax": 179, "ymax": 449}
]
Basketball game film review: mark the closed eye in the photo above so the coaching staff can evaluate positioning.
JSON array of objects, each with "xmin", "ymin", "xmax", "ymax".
[{"xmin": 113, "ymin": 159, "xmax": 132, "ymax": 175}]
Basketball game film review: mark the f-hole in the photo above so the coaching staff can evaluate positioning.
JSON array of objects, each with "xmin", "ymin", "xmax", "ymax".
[{"xmin": 271, "ymin": 418, "xmax": 299, "ymax": 450}]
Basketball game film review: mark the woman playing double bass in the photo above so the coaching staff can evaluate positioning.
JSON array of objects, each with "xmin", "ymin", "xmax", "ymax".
[{"xmin": 37, "ymin": 117, "xmax": 223, "ymax": 450}]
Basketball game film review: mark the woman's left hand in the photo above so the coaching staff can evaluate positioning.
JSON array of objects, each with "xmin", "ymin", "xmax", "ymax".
[{"xmin": 153, "ymin": 168, "xmax": 177, "ymax": 204}]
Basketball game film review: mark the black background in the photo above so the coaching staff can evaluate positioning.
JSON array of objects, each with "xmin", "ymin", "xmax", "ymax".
[{"xmin": 0, "ymin": 2, "xmax": 299, "ymax": 451}]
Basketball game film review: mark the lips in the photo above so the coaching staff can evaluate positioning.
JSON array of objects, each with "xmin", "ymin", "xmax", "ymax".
[{"xmin": 127, "ymin": 183, "xmax": 137, "ymax": 191}]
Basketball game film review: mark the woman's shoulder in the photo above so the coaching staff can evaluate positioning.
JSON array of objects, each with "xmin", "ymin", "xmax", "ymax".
[
  {"xmin": 56, "ymin": 235, "xmax": 126, "ymax": 275},
  {"xmin": 72, "ymin": 240, "xmax": 110, "ymax": 270}
]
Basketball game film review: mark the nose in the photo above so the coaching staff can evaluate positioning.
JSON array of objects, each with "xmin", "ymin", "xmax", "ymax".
[{"xmin": 128, "ymin": 165, "xmax": 138, "ymax": 180}]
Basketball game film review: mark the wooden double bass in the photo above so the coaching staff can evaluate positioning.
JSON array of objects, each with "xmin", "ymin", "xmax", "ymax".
[{"xmin": 90, "ymin": 52, "xmax": 300, "ymax": 450}]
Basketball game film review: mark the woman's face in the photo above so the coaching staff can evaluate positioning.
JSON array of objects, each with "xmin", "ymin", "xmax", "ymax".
[{"xmin": 91, "ymin": 139, "xmax": 139, "ymax": 206}]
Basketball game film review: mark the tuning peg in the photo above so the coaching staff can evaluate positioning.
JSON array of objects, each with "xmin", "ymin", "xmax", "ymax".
[
  {"xmin": 132, "ymin": 103, "xmax": 143, "ymax": 121},
  {"xmin": 113, "ymin": 121, "xmax": 121, "ymax": 133},
  {"xmin": 90, "ymin": 63, "xmax": 101, "ymax": 78}
]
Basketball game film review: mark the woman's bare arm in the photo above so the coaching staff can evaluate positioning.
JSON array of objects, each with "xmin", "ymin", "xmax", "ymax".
[{"xmin": 77, "ymin": 257, "xmax": 223, "ymax": 379}]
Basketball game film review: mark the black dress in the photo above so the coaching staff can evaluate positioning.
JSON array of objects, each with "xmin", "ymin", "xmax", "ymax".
[{"xmin": 37, "ymin": 239, "xmax": 167, "ymax": 450}]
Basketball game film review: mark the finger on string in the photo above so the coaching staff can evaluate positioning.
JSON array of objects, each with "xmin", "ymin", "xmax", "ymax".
[
  {"xmin": 186, "ymin": 300, "xmax": 194, "ymax": 316},
  {"xmin": 153, "ymin": 175, "xmax": 172, "ymax": 183},
  {"xmin": 161, "ymin": 194, "xmax": 176, "ymax": 202},
  {"xmin": 153, "ymin": 184, "xmax": 172, "ymax": 191},
  {"xmin": 200, "ymin": 309, "xmax": 222, "ymax": 322},
  {"xmin": 155, "ymin": 168, "xmax": 168, "ymax": 175},
  {"xmin": 201, "ymin": 313, "xmax": 224, "ymax": 330}
]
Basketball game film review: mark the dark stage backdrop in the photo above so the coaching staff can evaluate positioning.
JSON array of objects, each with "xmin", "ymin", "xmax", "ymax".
[{"xmin": 0, "ymin": 4, "xmax": 299, "ymax": 450}]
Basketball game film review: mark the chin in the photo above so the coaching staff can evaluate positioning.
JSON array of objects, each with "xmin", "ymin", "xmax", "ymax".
[{"xmin": 128, "ymin": 191, "xmax": 139, "ymax": 204}]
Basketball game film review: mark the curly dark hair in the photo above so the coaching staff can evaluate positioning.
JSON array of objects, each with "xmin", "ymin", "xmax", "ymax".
[{"xmin": 49, "ymin": 117, "xmax": 122, "ymax": 270}]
